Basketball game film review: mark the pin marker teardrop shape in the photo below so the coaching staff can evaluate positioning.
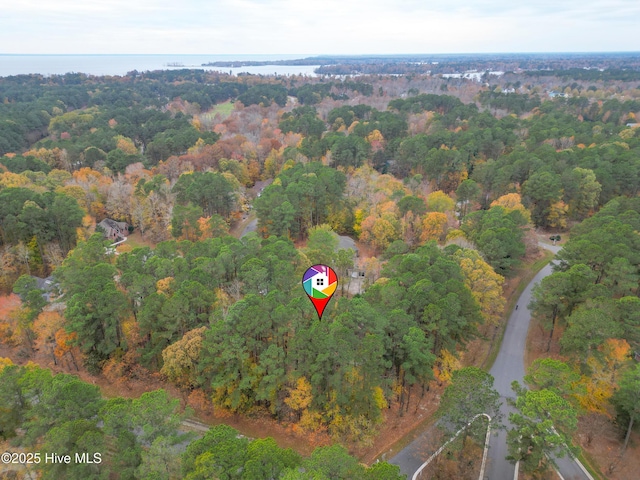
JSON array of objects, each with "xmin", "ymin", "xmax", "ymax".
[{"xmin": 302, "ymin": 265, "xmax": 338, "ymax": 320}]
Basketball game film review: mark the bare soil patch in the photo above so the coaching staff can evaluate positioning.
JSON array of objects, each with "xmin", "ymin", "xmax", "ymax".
[
  {"xmin": 0, "ymin": 293, "xmax": 20, "ymax": 321},
  {"xmin": 355, "ymin": 383, "xmax": 446, "ymax": 463},
  {"xmin": 414, "ymin": 434, "xmax": 484, "ymax": 480}
]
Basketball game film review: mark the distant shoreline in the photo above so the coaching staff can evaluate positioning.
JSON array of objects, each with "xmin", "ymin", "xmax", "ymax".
[
  {"xmin": 0, "ymin": 54, "xmax": 317, "ymax": 78},
  {"xmin": 2, "ymin": 52, "xmax": 639, "ymax": 78}
]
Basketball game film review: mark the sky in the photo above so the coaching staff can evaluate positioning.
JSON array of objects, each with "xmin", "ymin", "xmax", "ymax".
[{"xmin": 2, "ymin": 0, "xmax": 640, "ymax": 55}]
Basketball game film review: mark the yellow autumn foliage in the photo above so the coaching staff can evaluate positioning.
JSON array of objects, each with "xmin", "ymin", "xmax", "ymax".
[
  {"xmin": 420, "ymin": 212, "xmax": 448, "ymax": 243},
  {"xmin": 454, "ymin": 249, "xmax": 505, "ymax": 325},
  {"xmin": 427, "ymin": 191, "xmax": 455, "ymax": 213},
  {"xmin": 491, "ymin": 193, "xmax": 532, "ymax": 223},
  {"xmin": 0, "ymin": 357, "xmax": 14, "ymax": 372},
  {"xmin": 285, "ymin": 377, "xmax": 313, "ymax": 412},
  {"xmin": 156, "ymin": 277, "xmax": 175, "ymax": 296},
  {"xmin": 435, "ymin": 349, "xmax": 461, "ymax": 384},
  {"xmin": 547, "ymin": 201, "xmax": 569, "ymax": 230},
  {"xmin": 0, "ymin": 172, "xmax": 30, "ymax": 189},
  {"xmin": 160, "ymin": 326, "xmax": 207, "ymax": 388},
  {"xmin": 446, "ymin": 229, "xmax": 466, "ymax": 241},
  {"xmin": 372, "ymin": 386, "xmax": 388, "ymax": 410},
  {"xmin": 115, "ymin": 135, "xmax": 138, "ymax": 155},
  {"xmin": 574, "ymin": 339, "xmax": 631, "ymax": 416}
]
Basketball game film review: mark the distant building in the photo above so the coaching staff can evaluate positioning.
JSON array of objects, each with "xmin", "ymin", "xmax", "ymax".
[
  {"xmin": 28, "ymin": 276, "xmax": 58, "ymax": 302},
  {"xmin": 33, "ymin": 276, "xmax": 53, "ymax": 291},
  {"xmin": 347, "ymin": 268, "xmax": 366, "ymax": 278},
  {"xmin": 97, "ymin": 219, "xmax": 129, "ymax": 241}
]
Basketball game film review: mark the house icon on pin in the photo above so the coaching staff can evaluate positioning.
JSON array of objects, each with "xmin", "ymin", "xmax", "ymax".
[{"xmin": 315, "ymin": 271, "xmax": 328, "ymax": 288}]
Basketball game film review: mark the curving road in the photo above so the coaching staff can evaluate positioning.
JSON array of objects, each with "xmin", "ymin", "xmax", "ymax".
[{"xmin": 391, "ymin": 243, "xmax": 591, "ymax": 479}]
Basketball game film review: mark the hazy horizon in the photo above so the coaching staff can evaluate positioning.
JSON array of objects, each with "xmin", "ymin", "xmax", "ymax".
[
  {"xmin": 2, "ymin": 52, "xmax": 639, "ymax": 57},
  {"xmin": 2, "ymin": 51, "xmax": 638, "ymax": 78},
  {"xmin": 3, "ymin": 1, "xmax": 640, "ymax": 55}
]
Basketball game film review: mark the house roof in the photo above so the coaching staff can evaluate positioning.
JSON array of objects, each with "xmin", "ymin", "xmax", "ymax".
[
  {"xmin": 32, "ymin": 276, "xmax": 56, "ymax": 292},
  {"xmin": 99, "ymin": 218, "xmax": 128, "ymax": 229}
]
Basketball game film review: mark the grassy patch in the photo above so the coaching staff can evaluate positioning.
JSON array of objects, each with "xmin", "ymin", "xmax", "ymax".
[
  {"xmin": 482, "ymin": 249, "xmax": 555, "ymax": 371},
  {"xmin": 210, "ymin": 101, "xmax": 234, "ymax": 118},
  {"xmin": 575, "ymin": 449, "xmax": 604, "ymax": 480},
  {"xmin": 116, "ymin": 232, "xmax": 156, "ymax": 253}
]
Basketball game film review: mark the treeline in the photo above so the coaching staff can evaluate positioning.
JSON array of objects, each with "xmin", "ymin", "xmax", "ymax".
[
  {"xmin": 182, "ymin": 426, "xmax": 403, "ymax": 479},
  {"xmin": 529, "ymin": 197, "xmax": 640, "ymax": 449},
  {"xmin": 312, "ymin": 53, "xmax": 640, "ymax": 75},
  {"xmin": 316, "ymin": 63, "xmax": 436, "ymax": 75},
  {"xmin": 0, "ymin": 73, "xmax": 373, "ymax": 163},
  {"xmin": 0, "ymin": 360, "xmax": 188, "ymax": 480},
  {"xmin": 0, "ymin": 72, "xmax": 248, "ymax": 156},
  {"xmin": 524, "ymin": 68, "xmax": 640, "ymax": 82},
  {"xmin": 0, "ymin": 176, "xmax": 86, "ymax": 289},
  {"xmin": 0, "ymin": 360, "xmax": 403, "ymax": 479},
  {"xmin": 269, "ymin": 93, "xmax": 640, "ymax": 236},
  {"xmin": 4, "ymin": 72, "xmax": 640, "ymax": 220},
  {"xmin": 0, "ymin": 188, "xmax": 84, "ymax": 253},
  {"xmin": 478, "ymin": 90, "xmax": 542, "ymax": 115}
]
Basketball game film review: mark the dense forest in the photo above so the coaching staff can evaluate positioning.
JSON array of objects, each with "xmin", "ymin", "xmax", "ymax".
[
  {"xmin": 204, "ymin": 52, "xmax": 640, "ymax": 77},
  {"xmin": 1, "ymin": 64, "xmax": 640, "ymax": 478},
  {"xmin": 0, "ymin": 361, "xmax": 404, "ymax": 479}
]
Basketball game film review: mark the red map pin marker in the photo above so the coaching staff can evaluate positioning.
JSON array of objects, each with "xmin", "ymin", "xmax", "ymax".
[{"xmin": 302, "ymin": 265, "xmax": 338, "ymax": 320}]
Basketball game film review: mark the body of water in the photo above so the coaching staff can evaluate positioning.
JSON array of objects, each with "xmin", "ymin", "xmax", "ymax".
[
  {"xmin": 442, "ymin": 70, "xmax": 504, "ymax": 81},
  {"xmin": 0, "ymin": 54, "xmax": 319, "ymax": 77}
]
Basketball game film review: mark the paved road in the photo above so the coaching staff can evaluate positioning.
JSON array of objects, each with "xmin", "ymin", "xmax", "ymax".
[
  {"xmin": 239, "ymin": 179, "xmax": 273, "ymax": 238},
  {"xmin": 241, "ymin": 217, "xmax": 258, "ymax": 237},
  {"xmin": 337, "ymin": 235, "xmax": 357, "ymax": 252},
  {"xmin": 486, "ymin": 243, "xmax": 554, "ymax": 479},
  {"xmin": 391, "ymin": 243, "xmax": 590, "ymax": 479},
  {"xmin": 486, "ymin": 242, "xmax": 588, "ymax": 480},
  {"xmin": 388, "ymin": 419, "xmax": 443, "ymax": 478}
]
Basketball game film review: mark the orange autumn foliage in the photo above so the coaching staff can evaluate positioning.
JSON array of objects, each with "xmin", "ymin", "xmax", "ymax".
[
  {"xmin": 54, "ymin": 329, "xmax": 77, "ymax": 359},
  {"xmin": 32, "ymin": 311, "xmax": 64, "ymax": 348}
]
